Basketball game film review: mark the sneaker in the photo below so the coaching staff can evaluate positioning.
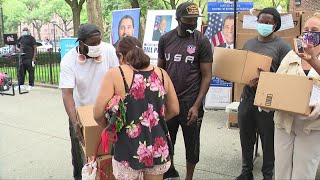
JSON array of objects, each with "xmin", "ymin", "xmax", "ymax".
[
  {"xmin": 163, "ymin": 168, "xmax": 179, "ymax": 180},
  {"xmin": 26, "ymin": 85, "xmax": 33, "ymax": 91},
  {"xmin": 14, "ymin": 85, "xmax": 25, "ymax": 91},
  {"xmin": 235, "ymin": 173, "xmax": 254, "ymax": 180}
]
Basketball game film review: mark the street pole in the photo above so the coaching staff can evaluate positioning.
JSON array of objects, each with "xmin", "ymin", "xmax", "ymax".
[{"xmin": 53, "ymin": 24, "xmax": 56, "ymax": 53}]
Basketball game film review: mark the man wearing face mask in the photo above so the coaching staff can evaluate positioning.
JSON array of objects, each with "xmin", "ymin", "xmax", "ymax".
[
  {"xmin": 59, "ymin": 24, "xmax": 119, "ymax": 180},
  {"xmin": 16, "ymin": 27, "xmax": 37, "ymax": 91},
  {"xmin": 236, "ymin": 8, "xmax": 291, "ymax": 180},
  {"xmin": 158, "ymin": 2, "xmax": 213, "ymax": 180}
]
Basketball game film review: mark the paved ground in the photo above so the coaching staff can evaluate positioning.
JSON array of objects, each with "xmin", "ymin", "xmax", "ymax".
[{"xmin": 0, "ymin": 87, "xmax": 318, "ymax": 179}]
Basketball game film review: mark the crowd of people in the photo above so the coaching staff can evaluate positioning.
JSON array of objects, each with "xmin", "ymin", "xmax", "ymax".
[{"xmin": 58, "ymin": 1, "xmax": 320, "ymax": 180}]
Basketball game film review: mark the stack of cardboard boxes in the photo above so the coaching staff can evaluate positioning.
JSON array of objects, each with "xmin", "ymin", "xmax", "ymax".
[
  {"xmin": 218, "ymin": 10, "xmax": 320, "ymax": 125},
  {"xmin": 76, "ymin": 105, "xmax": 115, "ymax": 180}
]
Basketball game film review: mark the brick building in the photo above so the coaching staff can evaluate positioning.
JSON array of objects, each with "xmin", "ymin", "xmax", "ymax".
[{"xmin": 289, "ymin": 0, "xmax": 320, "ymax": 12}]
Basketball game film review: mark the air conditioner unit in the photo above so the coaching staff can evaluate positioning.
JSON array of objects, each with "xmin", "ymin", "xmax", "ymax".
[{"xmin": 295, "ymin": 0, "xmax": 301, "ymax": 5}]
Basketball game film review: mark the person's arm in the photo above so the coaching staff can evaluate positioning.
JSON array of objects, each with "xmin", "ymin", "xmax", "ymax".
[
  {"xmin": 62, "ymin": 88, "xmax": 77, "ymax": 123},
  {"xmin": 93, "ymin": 70, "xmax": 115, "ymax": 128},
  {"xmin": 157, "ymin": 36, "xmax": 166, "ymax": 69},
  {"xmin": 162, "ymin": 70, "xmax": 179, "ymax": 120},
  {"xmin": 187, "ymin": 36, "xmax": 213, "ymax": 125},
  {"xmin": 187, "ymin": 62, "xmax": 212, "ymax": 125},
  {"xmin": 299, "ymin": 43, "xmax": 320, "ymax": 74},
  {"xmin": 32, "ymin": 37, "xmax": 37, "ymax": 62}
]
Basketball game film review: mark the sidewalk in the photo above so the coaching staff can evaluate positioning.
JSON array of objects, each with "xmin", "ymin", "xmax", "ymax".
[{"xmin": 0, "ymin": 87, "xmax": 312, "ymax": 179}]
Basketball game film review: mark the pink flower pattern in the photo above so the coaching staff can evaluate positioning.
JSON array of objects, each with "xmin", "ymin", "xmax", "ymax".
[
  {"xmin": 153, "ymin": 137, "xmax": 169, "ymax": 161},
  {"xmin": 115, "ymin": 70, "xmax": 172, "ymax": 169},
  {"xmin": 140, "ymin": 104, "xmax": 159, "ymax": 132},
  {"xmin": 148, "ymin": 71, "xmax": 165, "ymax": 97},
  {"xmin": 160, "ymin": 104, "xmax": 165, "ymax": 117},
  {"xmin": 136, "ymin": 142, "xmax": 154, "ymax": 167},
  {"xmin": 129, "ymin": 74, "xmax": 146, "ymax": 100},
  {"xmin": 126, "ymin": 122, "xmax": 141, "ymax": 138}
]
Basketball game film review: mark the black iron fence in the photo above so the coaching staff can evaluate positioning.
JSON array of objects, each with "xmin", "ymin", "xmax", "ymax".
[{"xmin": 0, "ymin": 50, "xmax": 61, "ymax": 85}]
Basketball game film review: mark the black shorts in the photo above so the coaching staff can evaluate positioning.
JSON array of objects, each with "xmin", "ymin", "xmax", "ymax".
[{"xmin": 166, "ymin": 99, "xmax": 204, "ymax": 164}]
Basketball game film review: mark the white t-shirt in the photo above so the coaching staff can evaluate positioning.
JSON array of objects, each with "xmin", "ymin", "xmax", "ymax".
[{"xmin": 59, "ymin": 42, "xmax": 119, "ymax": 107}]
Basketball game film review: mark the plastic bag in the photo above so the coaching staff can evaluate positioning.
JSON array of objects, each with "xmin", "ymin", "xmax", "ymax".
[{"xmin": 82, "ymin": 160, "xmax": 97, "ymax": 180}]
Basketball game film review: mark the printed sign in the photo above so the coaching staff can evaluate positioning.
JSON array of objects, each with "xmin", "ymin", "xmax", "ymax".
[{"xmin": 60, "ymin": 38, "xmax": 78, "ymax": 59}]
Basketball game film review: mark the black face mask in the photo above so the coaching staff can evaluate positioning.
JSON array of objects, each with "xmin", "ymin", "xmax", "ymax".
[
  {"xmin": 179, "ymin": 21, "xmax": 197, "ymax": 34},
  {"xmin": 303, "ymin": 32, "xmax": 320, "ymax": 47}
]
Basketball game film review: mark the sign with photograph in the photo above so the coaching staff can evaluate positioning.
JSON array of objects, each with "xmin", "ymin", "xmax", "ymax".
[
  {"xmin": 143, "ymin": 10, "xmax": 202, "ymax": 65},
  {"xmin": 205, "ymin": 2, "xmax": 253, "ymax": 109},
  {"xmin": 111, "ymin": 8, "xmax": 140, "ymax": 45}
]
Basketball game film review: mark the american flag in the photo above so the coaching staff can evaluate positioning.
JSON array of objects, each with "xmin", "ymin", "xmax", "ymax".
[
  {"xmin": 154, "ymin": 16, "xmax": 161, "ymax": 31},
  {"xmin": 205, "ymin": 13, "xmax": 226, "ymax": 47}
]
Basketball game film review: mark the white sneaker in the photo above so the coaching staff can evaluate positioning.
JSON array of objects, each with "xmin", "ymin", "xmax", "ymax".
[
  {"xmin": 14, "ymin": 85, "xmax": 25, "ymax": 91},
  {"xmin": 26, "ymin": 86, "xmax": 33, "ymax": 91}
]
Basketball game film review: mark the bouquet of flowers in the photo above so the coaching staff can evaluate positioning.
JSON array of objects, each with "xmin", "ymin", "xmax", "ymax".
[{"xmin": 101, "ymin": 95, "xmax": 126, "ymax": 154}]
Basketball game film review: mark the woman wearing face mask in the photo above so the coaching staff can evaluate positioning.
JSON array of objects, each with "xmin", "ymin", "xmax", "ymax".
[
  {"xmin": 236, "ymin": 8, "xmax": 292, "ymax": 180},
  {"xmin": 274, "ymin": 13, "xmax": 320, "ymax": 179},
  {"xmin": 94, "ymin": 36, "xmax": 179, "ymax": 180}
]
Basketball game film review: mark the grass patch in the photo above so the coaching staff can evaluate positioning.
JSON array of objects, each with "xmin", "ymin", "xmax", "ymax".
[{"xmin": 0, "ymin": 63, "xmax": 60, "ymax": 85}]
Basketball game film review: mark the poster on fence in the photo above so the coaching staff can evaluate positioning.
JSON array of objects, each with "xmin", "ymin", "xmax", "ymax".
[
  {"xmin": 143, "ymin": 10, "xmax": 202, "ymax": 65},
  {"xmin": 60, "ymin": 38, "xmax": 78, "ymax": 59},
  {"xmin": 204, "ymin": 2, "xmax": 253, "ymax": 109},
  {"xmin": 111, "ymin": 8, "xmax": 140, "ymax": 46}
]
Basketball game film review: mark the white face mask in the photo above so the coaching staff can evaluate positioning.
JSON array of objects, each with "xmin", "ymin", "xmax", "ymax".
[{"xmin": 82, "ymin": 42, "xmax": 102, "ymax": 58}]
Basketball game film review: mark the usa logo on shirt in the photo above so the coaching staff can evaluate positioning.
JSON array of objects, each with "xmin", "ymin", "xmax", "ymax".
[{"xmin": 187, "ymin": 45, "xmax": 196, "ymax": 55}]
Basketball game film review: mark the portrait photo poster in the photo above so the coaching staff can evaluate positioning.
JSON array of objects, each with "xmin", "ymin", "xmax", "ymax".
[{"xmin": 111, "ymin": 8, "xmax": 141, "ymax": 45}]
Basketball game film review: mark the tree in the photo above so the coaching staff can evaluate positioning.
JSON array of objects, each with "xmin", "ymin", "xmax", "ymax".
[
  {"xmin": 64, "ymin": 0, "xmax": 85, "ymax": 36},
  {"xmin": 22, "ymin": 0, "xmax": 53, "ymax": 40},
  {"xmin": 47, "ymin": 0, "xmax": 73, "ymax": 37},
  {"xmin": 86, "ymin": 0, "xmax": 104, "ymax": 39}
]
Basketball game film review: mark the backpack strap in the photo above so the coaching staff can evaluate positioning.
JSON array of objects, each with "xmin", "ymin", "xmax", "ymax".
[{"xmin": 160, "ymin": 68, "xmax": 164, "ymax": 86}]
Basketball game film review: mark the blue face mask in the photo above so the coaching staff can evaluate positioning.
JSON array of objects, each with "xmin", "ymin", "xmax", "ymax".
[
  {"xmin": 257, "ymin": 23, "xmax": 274, "ymax": 37},
  {"xmin": 22, "ymin": 31, "xmax": 29, "ymax": 36}
]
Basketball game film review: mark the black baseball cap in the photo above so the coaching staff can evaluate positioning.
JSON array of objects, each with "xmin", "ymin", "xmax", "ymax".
[
  {"xmin": 77, "ymin": 24, "xmax": 101, "ymax": 42},
  {"xmin": 176, "ymin": 2, "xmax": 204, "ymax": 18}
]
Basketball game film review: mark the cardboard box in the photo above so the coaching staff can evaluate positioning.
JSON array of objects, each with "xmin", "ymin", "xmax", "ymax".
[
  {"xmin": 228, "ymin": 113, "xmax": 238, "ymax": 124},
  {"xmin": 301, "ymin": 11, "xmax": 320, "ymax": 29},
  {"xmin": 95, "ymin": 155, "xmax": 115, "ymax": 180},
  {"xmin": 235, "ymin": 33, "xmax": 254, "ymax": 49},
  {"xmin": 76, "ymin": 105, "xmax": 112, "ymax": 157},
  {"xmin": 237, "ymin": 11, "xmax": 301, "ymax": 38},
  {"xmin": 212, "ymin": 47, "xmax": 272, "ymax": 85},
  {"xmin": 254, "ymin": 72, "xmax": 320, "ymax": 115}
]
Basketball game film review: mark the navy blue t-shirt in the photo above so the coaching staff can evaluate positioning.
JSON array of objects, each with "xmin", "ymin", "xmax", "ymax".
[{"xmin": 158, "ymin": 29, "xmax": 213, "ymax": 101}]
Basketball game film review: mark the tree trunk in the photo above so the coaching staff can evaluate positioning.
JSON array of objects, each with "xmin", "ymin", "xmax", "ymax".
[
  {"xmin": 72, "ymin": 9, "xmax": 81, "ymax": 37},
  {"xmin": 65, "ymin": 0, "xmax": 85, "ymax": 37},
  {"xmin": 86, "ymin": 0, "xmax": 105, "ymax": 40}
]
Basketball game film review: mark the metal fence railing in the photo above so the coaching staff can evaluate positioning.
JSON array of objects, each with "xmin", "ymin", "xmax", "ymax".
[{"xmin": 0, "ymin": 50, "xmax": 61, "ymax": 85}]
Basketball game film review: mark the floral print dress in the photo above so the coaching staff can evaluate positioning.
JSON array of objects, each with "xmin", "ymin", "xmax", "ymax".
[{"xmin": 113, "ymin": 66, "xmax": 173, "ymax": 170}]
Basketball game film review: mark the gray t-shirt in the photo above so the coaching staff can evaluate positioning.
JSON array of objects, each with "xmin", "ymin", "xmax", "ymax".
[{"xmin": 241, "ymin": 36, "xmax": 292, "ymax": 102}]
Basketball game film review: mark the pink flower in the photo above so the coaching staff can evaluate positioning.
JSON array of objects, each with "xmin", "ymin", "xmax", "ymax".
[
  {"xmin": 153, "ymin": 137, "xmax": 169, "ymax": 161},
  {"xmin": 120, "ymin": 161, "xmax": 130, "ymax": 167},
  {"xmin": 160, "ymin": 105, "xmax": 165, "ymax": 117},
  {"xmin": 129, "ymin": 74, "xmax": 146, "ymax": 100},
  {"xmin": 148, "ymin": 71, "xmax": 166, "ymax": 97},
  {"xmin": 140, "ymin": 104, "xmax": 159, "ymax": 132},
  {"xmin": 126, "ymin": 122, "xmax": 141, "ymax": 138},
  {"xmin": 106, "ymin": 95, "xmax": 121, "ymax": 112},
  {"xmin": 136, "ymin": 142, "xmax": 154, "ymax": 167}
]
